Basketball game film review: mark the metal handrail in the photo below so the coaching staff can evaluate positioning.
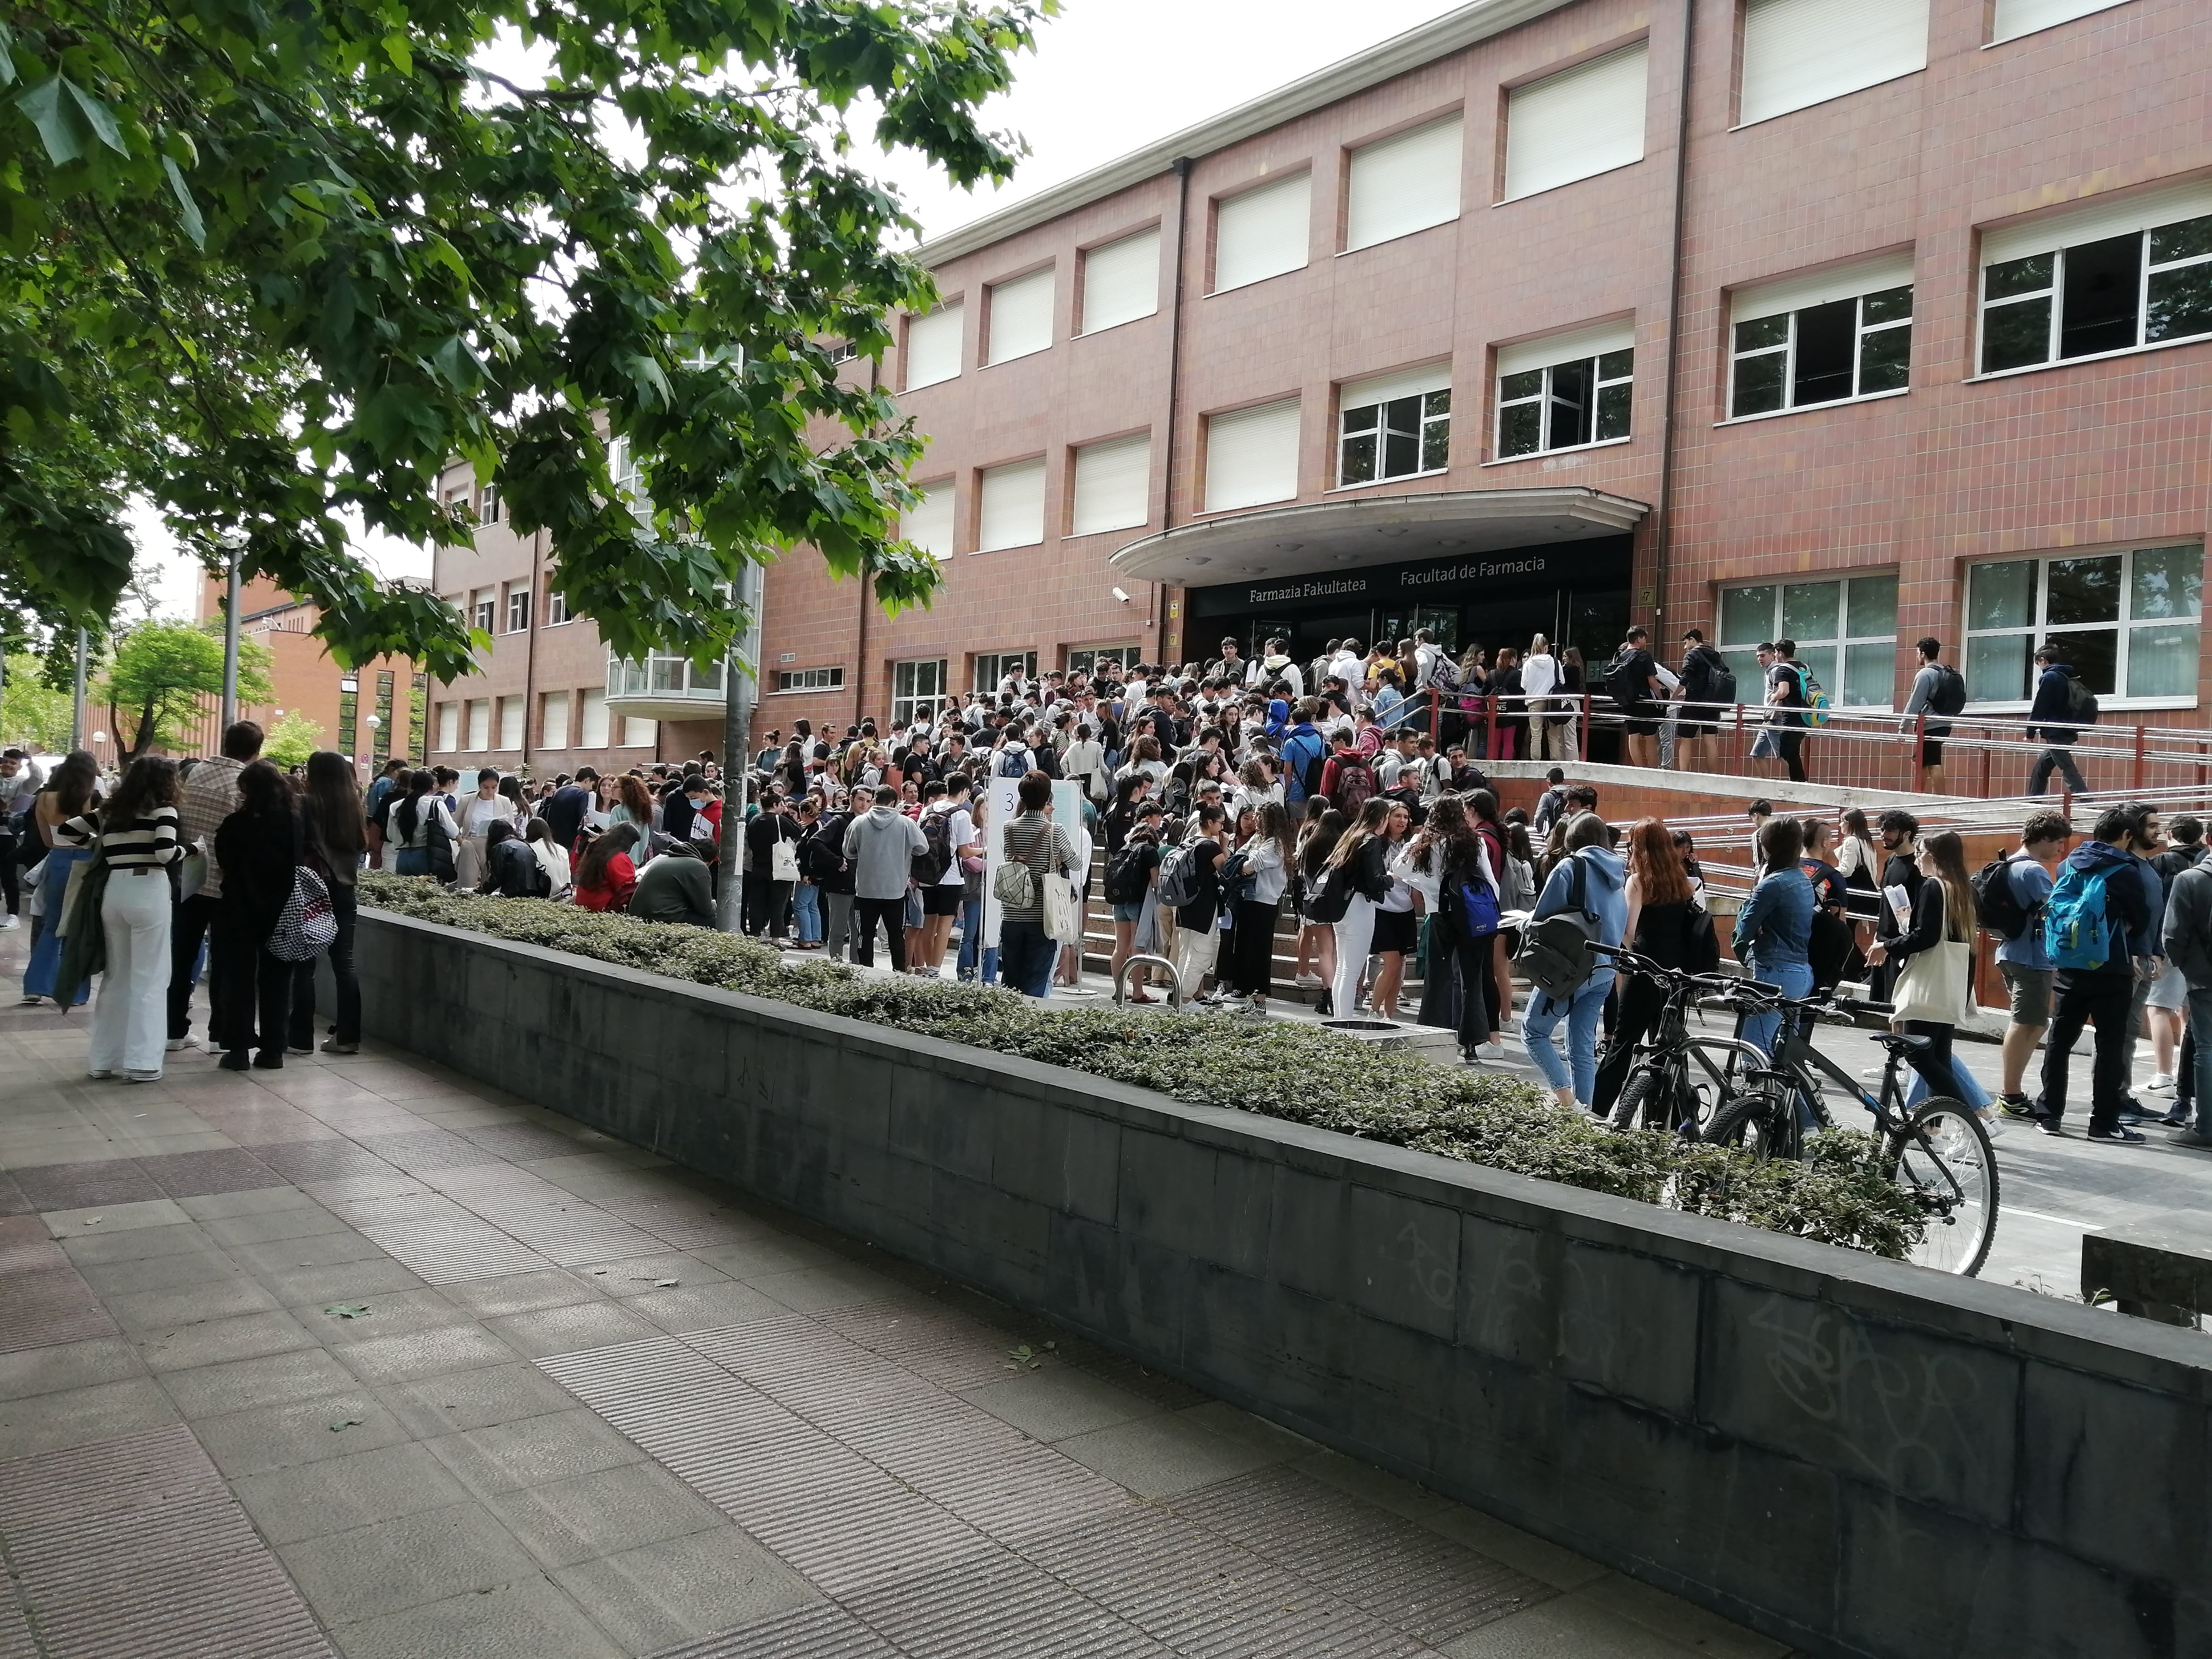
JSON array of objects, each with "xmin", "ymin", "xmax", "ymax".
[{"xmin": 1113, "ymin": 954, "xmax": 1182, "ymax": 1008}]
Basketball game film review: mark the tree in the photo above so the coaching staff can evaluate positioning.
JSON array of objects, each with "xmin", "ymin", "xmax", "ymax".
[
  {"xmin": 1, "ymin": 0, "xmax": 1051, "ymax": 677},
  {"xmin": 0, "ymin": 654, "xmax": 74, "ymax": 753},
  {"xmin": 98, "ymin": 621, "xmax": 273, "ymax": 759},
  {"xmin": 261, "ymin": 710, "xmax": 324, "ymax": 770}
]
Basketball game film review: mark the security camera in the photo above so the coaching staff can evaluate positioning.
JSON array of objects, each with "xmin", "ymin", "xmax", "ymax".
[{"xmin": 1111, "ymin": 586, "xmax": 1131, "ymax": 603}]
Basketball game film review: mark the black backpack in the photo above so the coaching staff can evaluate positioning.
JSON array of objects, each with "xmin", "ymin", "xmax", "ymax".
[
  {"xmin": 912, "ymin": 812, "xmax": 955, "ymax": 885},
  {"xmin": 1302, "ymin": 862, "xmax": 1353, "ymax": 924},
  {"xmin": 1972, "ymin": 851, "xmax": 2035, "ymax": 941},
  {"xmin": 1605, "ymin": 649, "xmax": 1650, "ymax": 711},
  {"xmin": 801, "ymin": 817, "xmax": 848, "ymax": 881},
  {"xmin": 1104, "ymin": 845, "xmax": 1153, "ymax": 905},
  {"xmin": 1701, "ymin": 653, "xmax": 1738, "ymax": 706},
  {"xmin": 2065, "ymin": 676, "xmax": 2099, "ymax": 724},
  {"xmin": 1929, "ymin": 663, "xmax": 1968, "ymax": 717}
]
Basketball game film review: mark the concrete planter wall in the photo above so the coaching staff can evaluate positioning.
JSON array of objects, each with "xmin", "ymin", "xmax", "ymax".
[{"xmin": 356, "ymin": 909, "xmax": 2209, "ymax": 1659}]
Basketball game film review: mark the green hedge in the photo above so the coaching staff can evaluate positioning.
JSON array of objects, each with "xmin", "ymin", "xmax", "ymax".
[{"xmin": 357, "ymin": 874, "xmax": 1923, "ymax": 1258}]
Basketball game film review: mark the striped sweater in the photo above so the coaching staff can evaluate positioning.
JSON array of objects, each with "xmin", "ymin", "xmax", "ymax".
[{"xmin": 56, "ymin": 805, "xmax": 182, "ymax": 868}]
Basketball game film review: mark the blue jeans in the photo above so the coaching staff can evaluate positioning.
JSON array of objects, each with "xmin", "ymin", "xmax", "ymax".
[
  {"xmin": 2188, "ymin": 986, "xmax": 2212, "ymax": 1133},
  {"xmin": 955, "ymin": 895, "xmax": 984, "ymax": 980},
  {"xmin": 997, "ymin": 917, "xmax": 1057, "ymax": 998},
  {"xmin": 1522, "ymin": 973, "xmax": 1612, "ymax": 1102},
  {"xmin": 793, "ymin": 884, "xmax": 823, "ymax": 945},
  {"xmin": 1739, "ymin": 959, "xmax": 1814, "ymax": 1060}
]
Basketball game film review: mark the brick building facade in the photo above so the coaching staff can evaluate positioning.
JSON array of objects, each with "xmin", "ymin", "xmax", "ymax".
[{"xmin": 430, "ymin": 0, "xmax": 2211, "ymax": 778}]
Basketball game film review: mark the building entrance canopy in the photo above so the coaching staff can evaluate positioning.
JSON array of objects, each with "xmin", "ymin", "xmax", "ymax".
[{"xmin": 1107, "ymin": 485, "xmax": 1648, "ymax": 588}]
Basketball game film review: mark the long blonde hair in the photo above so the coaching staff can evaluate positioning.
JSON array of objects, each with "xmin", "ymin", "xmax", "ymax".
[{"xmin": 1325, "ymin": 796, "xmax": 1394, "ymax": 870}]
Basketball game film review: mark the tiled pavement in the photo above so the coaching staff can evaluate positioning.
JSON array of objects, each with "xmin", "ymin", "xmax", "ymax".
[{"xmin": 0, "ymin": 943, "xmax": 1792, "ymax": 1659}]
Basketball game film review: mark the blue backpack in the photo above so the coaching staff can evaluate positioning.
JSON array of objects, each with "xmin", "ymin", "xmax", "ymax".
[
  {"xmin": 1456, "ymin": 877, "xmax": 1500, "ymax": 939},
  {"xmin": 1282, "ymin": 731, "xmax": 1325, "ymax": 804},
  {"xmin": 2043, "ymin": 862, "xmax": 2118, "ymax": 971}
]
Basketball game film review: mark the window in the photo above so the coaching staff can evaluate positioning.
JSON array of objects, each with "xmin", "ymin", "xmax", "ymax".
[
  {"xmin": 1503, "ymin": 45, "xmax": 1647, "ymax": 201},
  {"xmin": 373, "ymin": 671, "xmax": 395, "ymax": 760},
  {"xmin": 435, "ymin": 701, "xmax": 459, "ymax": 753},
  {"xmin": 1992, "ymin": 0, "xmax": 2129, "ymax": 45},
  {"xmin": 903, "ymin": 481, "xmax": 954, "ymax": 560},
  {"xmin": 464, "ymin": 698, "xmax": 491, "ymax": 750},
  {"xmin": 903, "ymin": 303, "xmax": 963, "ymax": 390},
  {"xmin": 986, "ymin": 268, "xmax": 1054, "ymax": 365},
  {"xmin": 621, "ymin": 717, "xmax": 656, "ymax": 748},
  {"xmin": 496, "ymin": 695, "xmax": 524, "ymax": 750},
  {"xmin": 504, "ymin": 583, "xmax": 531, "ymax": 633},
  {"xmin": 607, "ymin": 437, "xmax": 649, "ymax": 522},
  {"xmin": 1739, "ymin": 0, "xmax": 1928, "ymax": 127},
  {"xmin": 1496, "ymin": 323, "xmax": 1634, "ymax": 457},
  {"xmin": 1067, "ymin": 646, "xmax": 1138, "ymax": 679},
  {"xmin": 443, "ymin": 484, "xmax": 473, "ymax": 518},
  {"xmin": 1963, "ymin": 545, "xmax": 2201, "ymax": 704},
  {"xmin": 409, "ymin": 673, "xmax": 429, "ymax": 761},
  {"xmin": 775, "ymin": 667, "xmax": 845, "ymax": 693},
  {"xmin": 1729, "ymin": 257, "xmax": 1913, "ymax": 416},
  {"xmin": 1071, "ymin": 434, "xmax": 1151, "ymax": 535},
  {"xmin": 1718, "ymin": 574, "xmax": 1899, "ymax": 709},
  {"xmin": 470, "ymin": 588, "xmax": 497, "ymax": 634},
  {"xmin": 973, "ymin": 652, "xmax": 1037, "ymax": 692},
  {"xmin": 541, "ymin": 690, "xmax": 570, "ymax": 749},
  {"xmin": 479, "ymin": 484, "xmax": 501, "ymax": 525},
  {"xmin": 826, "ymin": 339, "xmax": 857, "ymax": 364},
  {"xmin": 1079, "ymin": 230, "xmax": 1160, "ymax": 334},
  {"xmin": 1337, "ymin": 365, "xmax": 1451, "ymax": 484},
  {"xmin": 1978, "ymin": 185, "xmax": 2212, "ymax": 375},
  {"xmin": 977, "ymin": 458, "xmax": 1047, "ymax": 552},
  {"xmin": 1212, "ymin": 174, "xmax": 1309, "ymax": 294},
  {"xmin": 1204, "ymin": 399, "xmax": 1301, "ymax": 512},
  {"xmin": 544, "ymin": 580, "xmax": 570, "ymax": 627},
  {"xmin": 1345, "ymin": 115, "xmax": 1462, "ymax": 253},
  {"xmin": 579, "ymin": 688, "xmax": 609, "ymax": 747},
  {"xmin": 892, "ymin": 659, "xmax": 947, "ymax": 730},
  {"xmin": 338, "ymin": 677, "xmax": 358, "ymax": 756}
]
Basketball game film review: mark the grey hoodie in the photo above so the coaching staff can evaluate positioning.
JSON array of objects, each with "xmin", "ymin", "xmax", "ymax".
[
  {"xmin": 842, "ymin": 804, "xmax": 926, "ymax": 901},
  {"xmin": 2164, "ymin": 862, "xmax": 2212, "ymax": 990}
]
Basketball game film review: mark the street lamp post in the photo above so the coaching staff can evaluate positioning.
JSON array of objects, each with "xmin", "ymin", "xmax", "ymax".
[
  {"xmin": 220, "ymin": 544, "xmax": 241, "ymax": 733},
  {"xmin": 70, "ymin": 628, "xmax": 88, "ymax": 752},
  {"xmin": 716, "ymin": 562, "xmax": 763, "ymax": 933}
]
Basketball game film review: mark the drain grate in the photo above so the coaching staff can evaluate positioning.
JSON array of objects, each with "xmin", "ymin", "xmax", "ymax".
[
  {"xmin": 1170, "ymin": 1466, "xmax": 1549, "ymax": 1644},
  {"xmin": 0, "ymin": 1423, "xmax": 334, "ymax": 1658}
]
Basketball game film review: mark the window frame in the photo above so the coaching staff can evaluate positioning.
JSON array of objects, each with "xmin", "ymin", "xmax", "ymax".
[
  {"xmin": 891, "ymin": 659, "xmax": 948, "ymax": 731},
  {"xmin": 1494, "ymin": 348, "xmax": 1633, "ymax": 460},
  {"xmin": 1959, "ymin": 543, "xmax": 2204, "ymax": 710},
  {"xmin": 972, "ymin": 652, "xmax": 1038, "ymax": 693},
  {"xmin": 1975, "ymin": 213, "xmax": 2212, "ymax": 379},
  {"xmin": 1066, "ymin": 645, "xmax": 1139, "ymax": 678},
  {"xmin": 774, "ymin": 667, "xmax": 846, "ymax": 694},
  {"xmin": 503, "ymin": 583, "xmax": 531, "ymax": 634},
  {"xmin": 1335, "ymin": 387, "xmax": 1452, "ymax": 487},
  {"xmin": 470, "ymin": 588, "xmax": 497, "ymax": 635},
  {"xmin": 1726, "ymin": 285, "xmax": 1914, "ymax": 421},
  {"xmin": 1715, "ymin": 573, "xmax": 1901, "ymax": 710},
  {"xmin": 543, "ymin": 581, "xmax": 570, "ymax": 627}
]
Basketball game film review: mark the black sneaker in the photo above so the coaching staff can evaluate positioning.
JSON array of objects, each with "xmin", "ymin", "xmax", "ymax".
[
  {"xmin": 2034, "ymin": 1117, "xmax": 2067, "ymax": 1137},
  {"xmin": 1314, "ymin": 992, "xmax": 1333, "ymax": 1017},
  {"xmin": 1998, "ymin": 1094, "xmax": 2037, "ymax": 1118},
  {"xmin": 2086, "ymin": 1125, "xmax": 2146, "ymax": 1143}
]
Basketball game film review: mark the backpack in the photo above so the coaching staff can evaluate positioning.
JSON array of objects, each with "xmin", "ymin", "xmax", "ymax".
[
  {"xmin": 1928, "ymin": 663, "xmax": 1968, "ymax": 717},
  {"xmin": 1972, "ymin": 851, "xmax": 2035, "ymax": 941},
  {"xmin": 1702, "ymin": 654, "xmax": 1738, "ymax": 706},
  {"xmin": 2065, "ymin": 676, "xmax": 2100, "ymax": 725},
  {"xmin": 1283, "ymin": 731, "xmax": 1325, "ymax": 804},
  {"xmin": 995, "ymin": 746, "xmax": 1031, "ymax": 778},
  {"xmin": 1156, "ymin": 843, "xmax": 1204, "ymax": 910},
  {"xmin": 1303, "ymin": 861, "xmax": 1353, "ymax": 924},
  {"xmin": 1605, "ymin": 649, "xmax": 1650, "ymax": 711},
  {"xmin": 1808, "ymin": 907, "xmax": 1855, "ymax": 991},
  {"xmin": 1104, "ymin": 844, "xmax": 1153, "ymax": 905},
  {"xmin": 269, "ymin": 866, "xmax": 339, "ymax": 963},
  {"xmin": 1331, "ymin": 754, "xmax": 1375, "ymax": 817},
  {"xmin": 2043, "ymin": 861, "xmax": 2119, "ymax": 971},
  {"xmin": 1793, "ymin": 663, "xmax": 1831, "ymax": 727},
  {"xmin": 1427, "ymin": 653, "xmax": 1462, "ymax": 694},
  {"xmin": 1683, "ymin": 905, "xmax": 1721, "ymax": 975},
  {"xmin": 1218, "ymin": 848, "xmax": 1256, "ymax": 909},
  {"xmin": 1514, "ymin": 854, "xmax": 1601, "ymax": 1001},
  {"xmin": 911, "ymin": 811, "xmax": 954, "ymax": 885},
  {"xmin": 1455, "ymin": 876, "xmax": 1500, "ymax": 940}
]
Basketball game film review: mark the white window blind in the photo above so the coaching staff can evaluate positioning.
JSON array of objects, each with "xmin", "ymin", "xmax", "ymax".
[
  {"xmin": 1495, "ymin": 319, "xmax": 1637, "ymax": 380},
  {"xmin": 1072, "ymin": 435, "xmax": 1152, "ymax": 535},
  {"xmin": 978, "ymin": 458, "xmax": 1047, "ymax": 552},
  {"xmin": 464, "ymin": 699, "xmax": 490, "ymax": 751},
  {"xmin": 1339, "ymin": 362, "xmax": 1453, "ymax": 411},
  {"xmin": 1080, "ymin": 230, "xmax": 1160, "ymax": 334},
  {"xmin": 496, "ymin": 695, "xmax": 523, "ymax": 750},
  {"xmin": 1213, "ymin": 175, "xmax": 1310, "ymax": 293},
  {"xmin": 622, "ymin": 717, "xmax": 656, "ymax": 748},
  {"xmin": 1992, "ymin": 0, "xmax": 2128, "ymax": 43},
  {"xmin": 1983, "ymin": 180, "xmax": 2212, "ymax": 267},
  {"xmin": 1205, "ymin": 399, "xmax": 1301, "ymax": 512},
  {"xmin": 986, "ymin": 269, "xmax": 1054, "ymax": 364},
  {"xmin": 1731, "ymin": 251, "xmax": 1916, "ymax": 324},
  {"xmin": 435, "ymin": 702, "xmax": 459, "ymax": 753},
  {"xmin": 903, "ymin": 303, "xmax": 962, "ymax": 390},
  {"xmin": 579, "ymin": 689, "xmax": 609, "ymax": 747},
  {"xmin": 1504, "ymin": 46, "xmax": 1648, "ymax": 201},
  {"xmin": 1345, "ymin": 115, "xmax": 1463, "ymax": 252},
  {"xmin": 904, "ymin": 481, "xmax": 954, "ymax": 561},
  {"xmin": 541, "ymin": 691, "xmax": 570, "ymax": 750},
  {"xmin": 1739, "ymin": 0, "xmax": 1928, "ymax": 127}
]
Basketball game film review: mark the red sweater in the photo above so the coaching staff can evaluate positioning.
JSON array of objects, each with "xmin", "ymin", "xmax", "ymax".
[{"xmin": 575, "ymin": 853, "xmax": 637, "ymax": 913}]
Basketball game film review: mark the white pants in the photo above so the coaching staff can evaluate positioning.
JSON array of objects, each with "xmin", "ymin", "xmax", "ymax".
[
  {"xmin": 1330, "ymin": 895, "xmax": 1377, "ymax": 1017},
  {"xmin": 90, "ymin": 872, "xmax": 172, "ymax": 1076},
  {"xmin": 1172, "ymin": 920, "xmax": 1219, "ymax": 998}
]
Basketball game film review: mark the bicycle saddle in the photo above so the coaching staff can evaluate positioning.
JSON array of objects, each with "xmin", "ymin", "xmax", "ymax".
[{"xmin": 1873, "ymin": 1032, "xmax": 1932, "ymax": 1053}]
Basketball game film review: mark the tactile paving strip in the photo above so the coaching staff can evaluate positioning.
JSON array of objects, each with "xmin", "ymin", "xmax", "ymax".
[
  {"xmin": 355, "ymin": 1127, "xmax": 508, "ymax": 1175},
  {"xmin": 251, "ymin": 1139, "xmax": 406, "ymax": 1187},
  {"xmin": 458, "ymin": 1121, "xmax": 595, "ymax": 1161},
  {"xmin": 132, "ymin": 1147, "xmax": 289, "ymax": 1199},
  {"xmin": 0, "ymin": 1234, "xmax": 119, "ymax": 1355},
  {"xmin": 818, "ymin": 1302, "xmax": 1032, "ymax": 1393},
  {"xmin": 8, "ymin": 1158, "xmax": 164, "ymax": 1212},
  {"xmin": 1020, "ymin": 1503, "xmax": 1431, "ymax": 1659},
  {"xmin": 647, "ymin": 1599, "xmax": 905, "ymax": 1659},
  {"xmin": 428, "ymin": 1164, "xmax": 667, "ymax": 1264},
  {"xmin": 1170, "ymin": 1466, "xmax": 1547, "ymax": 1645},
  {"xmin": 326, "ymin": 1188, "xmax": 549, "ymax": 1282},
  {"xmin": 842, "ymin": 1545, "xmax": 1174, "ymax": 1659},
  {"xmin": 0, "ymin": 1171, "xmax": 31, "ymax": 1216},
  {"xmin": 0, "ymin": 1423, "xmax": 335, "ymax": 1658}
]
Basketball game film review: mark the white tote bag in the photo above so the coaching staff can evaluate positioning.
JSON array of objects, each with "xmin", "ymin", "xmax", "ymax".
[
  {"xmin": 1042, "ymin": 874, "xmax": 1082, "ymax": 945},
  {"xmin": 1890, "ymin": 890, "xmax": 1971, "ymax": 1025}
]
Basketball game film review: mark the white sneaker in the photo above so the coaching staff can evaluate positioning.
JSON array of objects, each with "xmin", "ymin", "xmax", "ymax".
[
  {"xmin": 1293, "ymin": 972, "xmax": 1323, "ymax": 990},
  {"xmin": 0, "ymin": 914, "xmax": 18, "ymax": 929},
  {"xmin": 2143, "ymin": 1073, "xmax": 2177, "ymax": 1094},
  {"xmin": 165, "ymin": 1036, "xmax": 198, "ymax": 1053}
]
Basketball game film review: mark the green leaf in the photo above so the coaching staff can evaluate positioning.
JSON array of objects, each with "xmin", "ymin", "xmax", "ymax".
[
  {"xmin": 161, "ymin": 156, "xmax": 205, "ymax": 248},
  {"xmin": 328, "ymin": 1418, "xmax": 365, "ymax": 1432},
  {"xmin": 65, "ymin": 80, "xmax": 128, "ymax": 156},
  {"xmin": 322, "ymin": 1303, "xmax": 371, "ymax": 1319},
  {"xmin": 16, "ymin": 77, "xmax": 85, "ymax": 167},
  {"xmin": 382, "ymin": 32, "xmax": 413, "ymax": 74}
]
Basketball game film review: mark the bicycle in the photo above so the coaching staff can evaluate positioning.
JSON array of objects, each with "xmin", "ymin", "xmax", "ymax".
[
  {"xmin": 1700, "ymin": 983, "xmax": 2000, "ymax": 1277},
  {"xmin": 1590, "ymin": 945, "xmax": 1774, "ymax": 1136}
]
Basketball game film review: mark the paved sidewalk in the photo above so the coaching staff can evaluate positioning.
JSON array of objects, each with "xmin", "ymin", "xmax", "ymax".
[{"xmin": 0, "ymin": 934, "xmax": 1792, "ymax": 1658}]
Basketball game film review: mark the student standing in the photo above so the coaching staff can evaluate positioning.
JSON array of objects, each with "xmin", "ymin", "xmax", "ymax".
[
  {"xmin": 61, "ymin": 757, "xmax": 182, "ymax": 1080},
  {"xmin": 292, "ymin": 753, "xmax": 366, "ymax": 1055},
  {"xmin": 22, "ymin": 752, "xmax": 102, "ymax": 1007},
  {"xmin": 1992, "ymin": 811, "xmax": 2073, "ymax": 1116},
  {"xmin": 212, "ymin": 762, "xmax": 300, "ymax": 1071},
  {"xmin": 2035, "ymin": 804, "xmax": 2155, "ymax": 1139},
  {"xmin": 1323, "ymin": 798, "xmax": 1396, "ymax": 1023},
  {"xmin": 1521, "ymin": 813, "xmax": 1628, "ymax": 1108}
]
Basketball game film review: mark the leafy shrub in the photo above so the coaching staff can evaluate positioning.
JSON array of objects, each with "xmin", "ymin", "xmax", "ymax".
[{"xmin": 358, "ymin": 874, "xmax": 1924, "ymax": 1258}]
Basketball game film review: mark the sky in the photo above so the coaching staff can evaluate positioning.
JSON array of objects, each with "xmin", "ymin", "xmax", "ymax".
[{"xmin": 140, "ymin": 0, "xmax": 1471, "ymax": 618}]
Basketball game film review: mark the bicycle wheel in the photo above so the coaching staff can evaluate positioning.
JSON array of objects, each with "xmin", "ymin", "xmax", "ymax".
[
  {"xmin": 1608, "ymin": 1065, "xmax": 1661, "ymax": 1132},
  {"xmin": 1683, "ymin": 1040, "xmax": 1768, "ymax": 1138},
  {"xmin": 1701, "ymin": 1088, "xmax": 1790, "ymax": 1158},
  {"xmin": 1889, "ymin": 1099, "xmax": 1997, "ymax": 1277}
]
